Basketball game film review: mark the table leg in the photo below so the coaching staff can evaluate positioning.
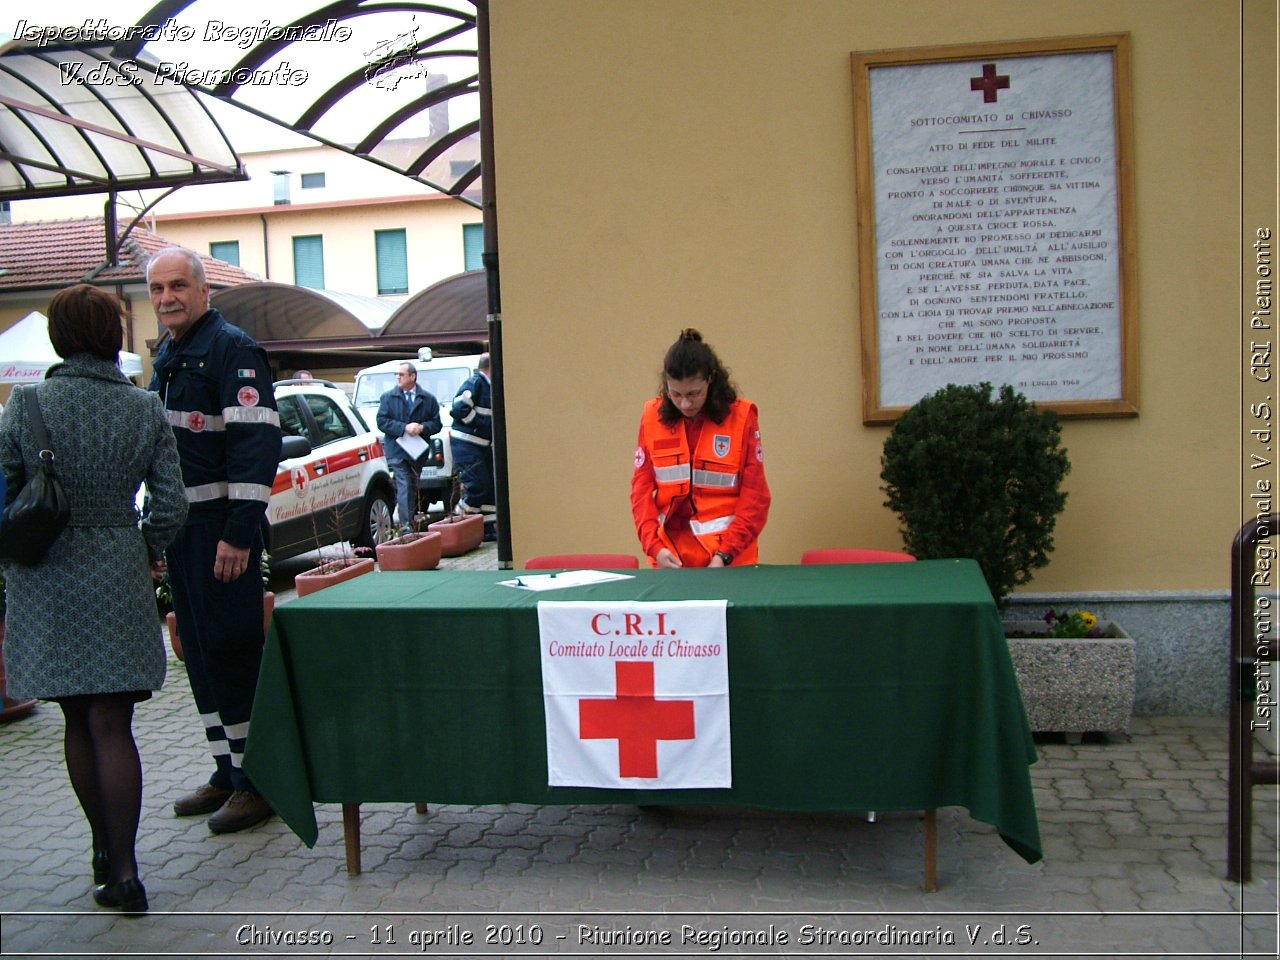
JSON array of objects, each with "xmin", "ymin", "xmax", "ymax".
[
  {"xmin": 342, "ymin": 803, "xmax": 362, "ymax": 876},
  {"xmin": 415, "ymin": 803, "xmax": 429, "ymax": 815},
  {"xmin": 923, "ymin": 808, "xmax": 937, "ymax": 892}
]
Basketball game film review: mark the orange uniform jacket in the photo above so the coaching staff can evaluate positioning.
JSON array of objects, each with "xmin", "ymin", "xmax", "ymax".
[{"xmin": 631, "ymin": 396, "xmax": 771, "ymax": 566}]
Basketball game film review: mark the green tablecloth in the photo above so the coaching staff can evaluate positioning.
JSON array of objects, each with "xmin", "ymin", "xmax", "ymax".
[{"xmin": 243, "ymin": 558, "xmax": 1041, "ymax": 863}]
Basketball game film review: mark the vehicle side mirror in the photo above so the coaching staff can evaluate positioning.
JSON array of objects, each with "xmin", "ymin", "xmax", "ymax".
[{"xmin": 280, "ymin": 434, "xmax": 312, "ymax": 462}]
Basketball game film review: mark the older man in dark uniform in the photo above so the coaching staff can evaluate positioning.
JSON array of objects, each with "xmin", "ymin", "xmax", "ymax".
[{"xmin": 148, "ymin": 247, "xmax": 281, "ymax": 834}]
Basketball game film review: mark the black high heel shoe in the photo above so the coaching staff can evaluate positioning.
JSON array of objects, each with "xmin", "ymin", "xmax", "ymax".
[
  {"xmin": 93, "ymin": 877, "xmax": 148, "ymax": 916},
  {"xmin": 92, "ymin": 850, "xmax": 109, "ymax": 886}
]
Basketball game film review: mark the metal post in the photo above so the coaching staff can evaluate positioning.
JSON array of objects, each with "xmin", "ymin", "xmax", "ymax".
[{"xmin": 476, "ymin": 0, "xmax": 512, "ymax": 568}]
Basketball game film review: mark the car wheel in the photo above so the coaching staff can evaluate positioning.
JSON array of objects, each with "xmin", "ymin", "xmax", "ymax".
[{"xmin": 356, "ymin": 489, "xmax": 395, "ymax": 548}]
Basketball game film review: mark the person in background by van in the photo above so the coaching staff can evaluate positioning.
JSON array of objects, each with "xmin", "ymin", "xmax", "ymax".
[
  {"xmin": 376, "ymin": 362, "xmax": 442, "ymax": 532},
  {"xmin": 631, "ymin": 328, "xmax": 771, "ymax": 568},
  {"xmin": 448, "ymin": 353, "xmax": 496, "ymax": 541}
]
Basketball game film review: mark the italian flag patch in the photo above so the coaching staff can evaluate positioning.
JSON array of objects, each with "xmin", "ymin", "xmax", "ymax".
[{"xmin": 237, "ymin": 368, "xmax": 256, "ymax": 378}]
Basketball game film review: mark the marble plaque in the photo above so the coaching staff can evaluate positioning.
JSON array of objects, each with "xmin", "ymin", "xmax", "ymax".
[{"xmin": 854, "ymin": 40, "xmax": 1136, "ymax": 421}]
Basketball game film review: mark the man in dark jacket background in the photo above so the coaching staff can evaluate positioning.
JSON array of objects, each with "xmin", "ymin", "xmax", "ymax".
[
  {"xmin": 376, "ymin": 362, "xmax": 442, "ymax": 532},
  {"xmin": 448, "ymin": 353, "xmax": 496, "ymax": 541},
  {"xmin": 147, "ymin": 247, "xmax": 281, "ymax": 835}
]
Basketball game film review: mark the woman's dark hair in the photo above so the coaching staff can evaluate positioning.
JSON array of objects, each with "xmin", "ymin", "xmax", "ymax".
[
  {"xmin": 47, "ymin": 284, "xmax": 124, "ymax": 362},
  {"xmin": 657, "ymin": 328, "xmax": 738, "ymax": 425}
]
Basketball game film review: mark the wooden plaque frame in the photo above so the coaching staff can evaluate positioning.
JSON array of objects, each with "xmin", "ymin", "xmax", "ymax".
[{"xmin": 852, "ymin": 34, "xmax": 1138, "ymax": 424}]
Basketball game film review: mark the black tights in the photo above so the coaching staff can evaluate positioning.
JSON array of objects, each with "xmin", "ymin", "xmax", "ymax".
[{"xmin": 59, "ymin": 694, "xmax": 142, "ymax": 884}]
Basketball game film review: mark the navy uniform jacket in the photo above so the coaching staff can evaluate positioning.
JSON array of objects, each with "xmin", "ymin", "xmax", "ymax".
[
  {"xmin": 376, "ymin": 385, "xmax": 442, "ymax": 468},
  {"xmin": 449, "ymin": 370, "xmax": 492, "ymax": 446},
  {"xmin": 149, "ymin": 308, "xmax": 281, "ymax": 548}
]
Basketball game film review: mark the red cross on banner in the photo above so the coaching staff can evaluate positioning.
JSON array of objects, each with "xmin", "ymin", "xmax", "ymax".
[
  {"xmin": 580, "ymin": 661, "xmax": 695, "ymax": 778},
  {"xmin": 539, "ymin": 599, "xmax": 731, "ymax": 789},
  {"xmin": 971, "ymin": 63, "xmax": 1010, "ymax": 103}
]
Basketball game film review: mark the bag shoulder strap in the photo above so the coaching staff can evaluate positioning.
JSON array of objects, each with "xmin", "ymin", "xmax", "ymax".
[{"xmin": 23, "ymin": 385, "xmax": 55, "ymax": 456}]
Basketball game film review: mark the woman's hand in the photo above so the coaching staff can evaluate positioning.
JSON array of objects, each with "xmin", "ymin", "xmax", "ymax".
[{"xmin": 655, "ymin": 547, "xmax": 682, "ymax": 568}]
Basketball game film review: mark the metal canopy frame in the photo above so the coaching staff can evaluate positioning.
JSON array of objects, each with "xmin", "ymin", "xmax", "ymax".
[
  {"xmin": 118, "ymin": 0, "xmax": 483, "ymax": 207},
  {"xmin": 0, "ymin": 40, "xmax": 247, "ymax": 201}
]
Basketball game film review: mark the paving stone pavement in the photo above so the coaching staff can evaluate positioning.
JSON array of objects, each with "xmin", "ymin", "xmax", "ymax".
[{"xmin": 1, "ymin": 543, "xmax": 1277, "ymax": 958}]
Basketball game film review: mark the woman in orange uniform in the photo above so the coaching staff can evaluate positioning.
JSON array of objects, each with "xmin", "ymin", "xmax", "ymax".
[{"xmin": 631, "ymin": 329, "xmax": 771, "ymax": 568}]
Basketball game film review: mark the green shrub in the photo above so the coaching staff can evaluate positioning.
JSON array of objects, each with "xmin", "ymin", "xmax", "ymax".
[{"xmin": 880, "ymin": 382, "xmax": 1070, "ymax": 605}]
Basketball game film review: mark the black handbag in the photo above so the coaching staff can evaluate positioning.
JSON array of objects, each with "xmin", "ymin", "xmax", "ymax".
[{"xmin": 0, "ymin": 385, "xmax": 71, "ymax": 565}]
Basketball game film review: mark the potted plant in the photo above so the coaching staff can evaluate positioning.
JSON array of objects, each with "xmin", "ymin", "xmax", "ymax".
[
  {"xmin": 375, "ymin": 529, "xmax": 443, "ymax": 571},
  {"xmin": 1004, "ymin": 609, "xmax": 1136, "ymax": 740},
  {"xmin": 880, "ymin": 382, "xmax": 1070, "ymax": 606},
  {"xmin": 427, "ymin": 512, "xmax": 484, "ymax": 557},
  {"xmin": 295, "ymin": 547, "xmax": 376, "ymax": 596},
  {"xmin": 292, "ymin": 505, "xmax": 379, "ymax": 596},
  {"xmin": 879, "ymin": 384, "xmax": 1134, "ymax": 738},
  {"xmin": 0, "ymin": 570, "xmax": 38, "ymax": 721}
]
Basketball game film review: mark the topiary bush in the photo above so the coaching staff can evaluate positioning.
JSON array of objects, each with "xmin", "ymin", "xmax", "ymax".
[{"xmin": 880, "ymin": 382, "xmax": 1070, "ymax": 605}]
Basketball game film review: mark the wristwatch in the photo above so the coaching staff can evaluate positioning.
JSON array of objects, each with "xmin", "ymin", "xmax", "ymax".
[{"xmin": 714, "ymin": 550, "xmax": 733, "ymax": 566}]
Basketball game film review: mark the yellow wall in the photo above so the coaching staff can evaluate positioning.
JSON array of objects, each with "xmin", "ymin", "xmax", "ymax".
[
  {"xmin": 155, "ymin": 199, "xmax": 480, "ymax": 297},
  {"xmin": 490, "ymin": 0, "xmax": 1257, "ymax": 590}
]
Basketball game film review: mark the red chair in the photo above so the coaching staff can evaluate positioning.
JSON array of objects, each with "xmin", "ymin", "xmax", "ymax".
[
  {"xmin": 801, "ymin": 548, "xmax": 916, "ymax": 565},
  {"xmin": 524, "ymin": 553, "xmax": 640, "ymax": 570}
]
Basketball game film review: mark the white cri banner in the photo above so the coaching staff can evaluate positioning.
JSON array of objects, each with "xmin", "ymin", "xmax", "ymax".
[{"xmin": 538, "ymin": 600, "xmax": 730, "ymax": 789}]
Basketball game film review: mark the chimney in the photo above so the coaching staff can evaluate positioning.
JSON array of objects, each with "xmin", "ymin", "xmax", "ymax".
[{"xmin": 427, "ymin": 73, "xmax": 450, "ymax": 139}]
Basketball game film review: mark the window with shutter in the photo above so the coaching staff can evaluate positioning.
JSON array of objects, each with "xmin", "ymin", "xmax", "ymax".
[
  {"xmin": 463, "ymin": 223, "xmax": 483, "ymax": 271},
  {"xmin": 209, "ymin": 240, "xmax": 240, "ymax": 266},
  {"xmin": 293, "ymin": 235, "xmax": 325, "ymax": 289},
  {"xmin": 375, "ymin": 229, "xmax": 409, "ymax": 295}
]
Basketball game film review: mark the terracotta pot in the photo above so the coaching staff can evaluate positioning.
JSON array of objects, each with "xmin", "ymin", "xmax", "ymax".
[
  {"xmin": 427, "ymin": 513, "xmax": 484, "ymax": 557},
  {"xmin": 168, "ymin": 592, "xmax": 276, "ymax": 662},
  {"xmin": 0, "ymin": 620, "xmax": 37, "ymax": 722},
  {"xmin": 376, "ymin": 531, "xmax": 442, "ymax": 571},
  {"xmin": 295, "ymin": 557, "xmax": 376, "ymax": 597}
]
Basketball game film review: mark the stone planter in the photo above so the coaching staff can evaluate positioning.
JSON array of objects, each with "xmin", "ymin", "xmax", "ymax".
[
  {"xmin": 1005, "ymin": 620, "xmax": 1136, "ymax": 741},
  {"xmin": 427, "ymin": 514, "xmax": 484, "ymax": 557},
  {"xmin": 168, "ymin": 592, "xmax": 276, "ymax": 662},
  {"xmin": 295, "ymin": 557, "xmax": 376, "ymax": 597},
  {"xmin": 376, "ymin": 531, "xmax": 442, "ymax": 571}
]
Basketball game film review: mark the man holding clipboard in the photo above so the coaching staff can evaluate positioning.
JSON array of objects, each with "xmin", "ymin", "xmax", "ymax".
[{"xmin": 376, "ymin": 362, "xmax": 442, "ymax": 532}]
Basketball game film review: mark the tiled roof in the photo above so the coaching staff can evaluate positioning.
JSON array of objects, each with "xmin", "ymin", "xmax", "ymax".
[{"xmin": 0, "ymin": 217, "xmax": 259, "ymax": 292}]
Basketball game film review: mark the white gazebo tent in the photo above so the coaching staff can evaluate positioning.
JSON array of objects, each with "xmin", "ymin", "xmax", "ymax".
[{"xmin": 0, "ymin": 311, "xmax": 143, "ymax": 383}]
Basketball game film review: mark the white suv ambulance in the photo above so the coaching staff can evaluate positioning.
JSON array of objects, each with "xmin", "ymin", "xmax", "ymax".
[
  {"xmin": 352, "ymin": 353, "xmax": 484, "ymax": 509},
  {"xmin": 270, "ymin": 378, "xmax": 397, "ymax": 561}
]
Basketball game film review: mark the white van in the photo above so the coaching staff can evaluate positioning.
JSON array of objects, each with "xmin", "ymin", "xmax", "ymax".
[{"xmin": 352, "ymin": 352, "xmax": 484, "ymax": 509}]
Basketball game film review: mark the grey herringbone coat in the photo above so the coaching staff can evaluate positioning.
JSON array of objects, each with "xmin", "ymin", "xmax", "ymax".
[{"xmin": 0, "ymin": 354, "xmax": 187, "ymax": 699}]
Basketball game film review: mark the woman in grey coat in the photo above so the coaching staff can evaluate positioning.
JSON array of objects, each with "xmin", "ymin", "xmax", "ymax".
[{"xmin": 0, "ymin": 285, "xmax": 187, "ymax": 915}]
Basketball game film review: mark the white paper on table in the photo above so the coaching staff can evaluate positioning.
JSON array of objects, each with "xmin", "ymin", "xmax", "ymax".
[
  {"xmin": 498, "ymin": 570, "xmax": 636, "ymax": 591},
  {"xmin": 395, "ymin": 433, "xmax": 429, "ymax": 459}
]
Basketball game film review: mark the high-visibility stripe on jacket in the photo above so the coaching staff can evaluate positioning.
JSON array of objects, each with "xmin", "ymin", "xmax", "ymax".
[{"xmin": 635, "ymin": 396, "xmax": 764, "ymax": 565}]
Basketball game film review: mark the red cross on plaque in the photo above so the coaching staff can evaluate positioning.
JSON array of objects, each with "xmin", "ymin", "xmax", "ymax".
[
  {"xmin": 579, "ymin": 661, "xmax": 695, "ymax": 778},
  {"xmin": 970, "ymin": 63, "xmax": 1010, "ymax": 103}
]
